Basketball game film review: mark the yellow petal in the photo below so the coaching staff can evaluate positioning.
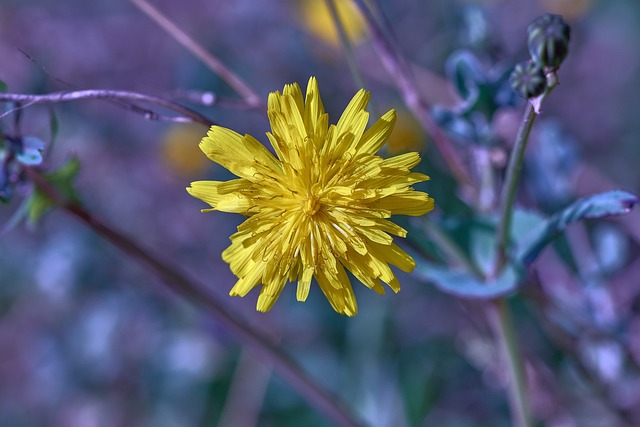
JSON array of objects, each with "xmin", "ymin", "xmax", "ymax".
[
  {"xmin": 199, "ymin": 126, "xmax": 279, "ymax": 179},
  {"xmin": 304, "ymin": 77, "xmax": 325, "ymax": 133},
  {"xmin": 356, "ymin": 226, "xmax": 393, "ymax": 245},
  {"xmin": 381, "ymin": 151, "xmax": 422, "ymax": 171},
  {"xmin": 358, "ymin": 109, "xmax": 397, "ymax": 154},
  {"xmin": 335, "ymin": 89, "xmax": 370, "ymax": 142},
  {"xmin": 256, "ymin": 275, "xmax": 288, "ymax": 312},
  {"xmin": 186, "ymin": 180, "xmax": 225, "ymax": 207},
  {"xmin": 187, "ymin": 180, "xmax": 253, "ymax": 214},
  {"xmin": 374, "ymin": 192, "xmax": 435, "ymax": 216},
  {"xmin": 229, "ymin": 259, "xmax": 263, "ymax": 297},
  {"xmin": 316, "ymin": 265, "xmax": 357, "ymax": 316},
  {"xmin": 296, "ymin": 267, "xmax": 314, "ymax": 301},
  {"xmin": 369, "ymin": 242, "xmax": 416, "ymax": 273},
  {"xmin": 283, "ymin": 82, "xmax": 304, "ymax": 114}
]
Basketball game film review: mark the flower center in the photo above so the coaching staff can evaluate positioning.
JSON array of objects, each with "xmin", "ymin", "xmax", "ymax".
[{"xmin": 303, "ymin": 195, "xmax": 321, "ymax": 216}]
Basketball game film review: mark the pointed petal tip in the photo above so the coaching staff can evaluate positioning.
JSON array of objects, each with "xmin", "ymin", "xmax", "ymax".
[{"xmin": 256, "ymin": 293, "xmax": 277, "ymax": 313}]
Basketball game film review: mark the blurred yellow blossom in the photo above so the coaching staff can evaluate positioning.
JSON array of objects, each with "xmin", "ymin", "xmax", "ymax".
[
  {"xmin": 386, "ymin": 111, "xmax": 426, "ymax": 154},
  {"xmin": 299, "ymin": 0, "xmax": 367, "ymax": 47},
  {"xmin": 187, "ymin": 77, "xmax": 434, "ymax": 315},
  {"xmin": 540, "ymin": 0, "xmax": 593, "ymax": 20},
  {"xmin": 161, "ymin": 124, "xmax": 211, "ymax": 175}
]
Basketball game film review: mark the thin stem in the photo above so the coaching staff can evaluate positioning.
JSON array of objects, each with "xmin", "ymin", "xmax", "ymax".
[
  {"xmin": 217, "ymin": 349, "xmax": 272, "ymax": 427},
  {"xmin": 349, "ymin": 0, "xmax": 473, "ymax": 189},
  {"xmin": 25, "ymin": 167, "xmax": 366, "ymax": 427},
  {"xmin": 420, "ymin": 219, "xmax": 484, "ymax": 278},
  {"xmin": 0, "ymin": 90, "xmax": 215, "ymax": 127},
  {"xmin": 486, "ymin": 299, "xmax": 532, "ymax": 427},
  {"xmin": 488, "ymin": 72, "xmax": 561, "ymax": 427},
  {"xmin": 131, "ymin": 0, "xmax": 261, "ymax": 108},
  {"xmin": 325, "ymin": 0, "xmax": 366, "ymax": 91},
  {"xmin": 493, "ymin": 102, "xmax": 537, "ymax": 274},
  {"xmin": 494, "ymin": 73, "xmax": 559, "ymax": 273},
  {"xmin": 326, "ymin": 0, "xmax": 380, "ymax": 119}
]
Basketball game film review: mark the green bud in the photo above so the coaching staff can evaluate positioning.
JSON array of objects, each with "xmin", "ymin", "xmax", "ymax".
[
  {"xmin": 527, "ymin": 14, "xmax": 571, "ymax": 68},
  {"xmin": 510, "ymin": 61, "xmax": 546, "ymax": 99}
]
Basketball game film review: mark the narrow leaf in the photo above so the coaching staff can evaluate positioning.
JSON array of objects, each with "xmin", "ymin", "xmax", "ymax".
[
  {"xmin": 26, "ymin": 157, "xmax": 81, "ymax": 225},
  {"xmin": 415, "ymin": 261, "xmax": 521, "ymax": 299},
  {"xmin": 518, "ymin": 190, "xmax": 638, "ymax": 264}
]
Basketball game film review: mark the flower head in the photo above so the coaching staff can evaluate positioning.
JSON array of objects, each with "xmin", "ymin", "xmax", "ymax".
[{"xmin": 187, "ymin": 77, "xmax": 434, "ymax": 315}]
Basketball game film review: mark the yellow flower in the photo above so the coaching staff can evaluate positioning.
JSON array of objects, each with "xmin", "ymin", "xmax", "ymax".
[
  {"xmin": 187, "ymin": 77, "xmax": 434, "ymax": 316},
  {"xmin": 161, "ymin": 124, "xmax": 211, "ymax": 176}
]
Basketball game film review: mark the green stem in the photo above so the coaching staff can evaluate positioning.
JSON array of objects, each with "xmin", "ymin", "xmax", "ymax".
[
  {"xmin": 494, "ymin": 101, "xmax": 537, "ymax": 274},
  {"xmin": 490, "ymin": 79, "xmax": 562, "ymax": 427},
  {"xmin": 486, "ymin": 299, "xmax": 532, "ymax": 427},
  {"xmin": 494, "ymin": 73, "xmax": 559, "ymax": 274},
  {"xmin": 490, "ymin": 98, "xmax": 540, "ymax": 427},
  {"xmin": 488, "ymin": 103, "xmax": 536, "ymax": 426},
  {"xmin": 421, "ymin": 219, "xmax": 484, "ymax": 278}
]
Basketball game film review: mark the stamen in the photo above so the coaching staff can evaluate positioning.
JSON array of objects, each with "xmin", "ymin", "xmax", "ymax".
[{"xmin": 303, "ymin": 195, "xmax": 321, "ymax": 216}]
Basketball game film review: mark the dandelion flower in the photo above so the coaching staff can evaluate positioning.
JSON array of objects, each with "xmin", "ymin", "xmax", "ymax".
[{"xmin": 187, "ymin": 77, "xmax": 434, "ymax": 315}]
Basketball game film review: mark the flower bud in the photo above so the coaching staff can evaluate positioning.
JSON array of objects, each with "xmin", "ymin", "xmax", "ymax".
[
  {"xmin": 510, "ymin": 61, "xmax": 546, "ymax": 99},
  {"xmin": 527, "ymin": 14, "xmax": 571, "ymax": 68}
]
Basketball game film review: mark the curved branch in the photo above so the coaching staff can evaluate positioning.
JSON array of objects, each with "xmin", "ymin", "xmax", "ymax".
[{"xmin": 0, "ymin": 90, "xmax": 216, "ymax": 127}]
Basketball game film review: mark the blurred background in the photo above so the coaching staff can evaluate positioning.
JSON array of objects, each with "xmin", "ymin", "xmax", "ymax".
[{"xmin": 1, "ymin": 0, "xmax": 640, "ymax": 426}]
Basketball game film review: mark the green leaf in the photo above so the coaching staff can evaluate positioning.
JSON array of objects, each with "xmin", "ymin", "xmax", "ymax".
[
  {"xmin": 517, "ymin": 190, "xmax": 638, "ymax": 265},
  {"xmin": 415, "ymin": 261, "xmax": 522, "ymax": 298},
  {"xmin": 414, "ymin": 210, "xmax": 534, "ymax": 298},
  {"xmin": 26, "ymin": 157, "xmax": 81, "ymax": 225},
  {"xmin": 468, "ymin": 210, "xmax": 543, "ymax": 276},
  {"xmin": 415, "ymin": 192, "xmax": 637, "ymax": 299}
]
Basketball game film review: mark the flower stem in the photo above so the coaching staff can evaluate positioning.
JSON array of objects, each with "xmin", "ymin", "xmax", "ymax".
[
  {"xmin": 494, "ymin": 72, "xmax": 558, "ymax": 274},
  {"xmin": 489, "ymin": 100, "xmax": 537, "ymax": 427},
  {"xmin": 130, "ymin": 0, "xmax": 261, "ymax": 108},
  {"xmin": 26, "ymin": 167, "xmax": 366, "ymax": 427},
  {"xmin": 494, "ymin": 101, "xmax": 537, "ymax": 274},
  {"xmin": 486, "ymin": 299, "xmax": 532, "ymax": 427},
  {"xmin": 490, "ymin": 84, "xmax": 557, "ymax": 427},
  {"xmin": 420, "ymin": 219, "xmax": 484, "ymax": 278}
]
